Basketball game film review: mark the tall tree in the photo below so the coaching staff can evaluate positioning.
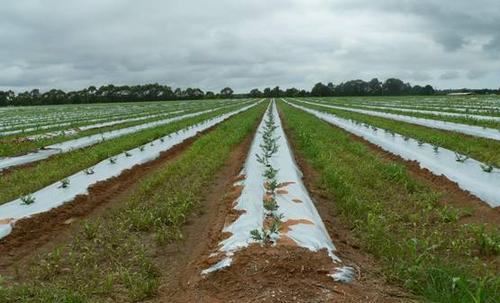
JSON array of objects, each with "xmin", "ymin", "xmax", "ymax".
[{"xmin": 220, "ymin": 87, "xmax": 234, "ymax": 98}]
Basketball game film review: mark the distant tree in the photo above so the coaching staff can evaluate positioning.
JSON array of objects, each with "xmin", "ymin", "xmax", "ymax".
[
  {"xmin": 249, "ymin": 88, "xmax": 262, "ymax": 98},
  {"xmin": 298, "ymin": 89, "xmax": 309, "ymax": 97},
  {"xmin": 0, "ymin": 90, "xmax": 14, "ymax": 106},
  {"xmin": 327, "ymin": 82, "xmax": 335, "ymax": 93},
  {"xmin": 263, "ymin": 87, "xmax": 272, "ymax": 97},
  {"xmin": 422, "ymin": 85, "xmax": 435, "ymax": 95},
  {"xmin": 0, "ymin": 78, "xmax": 439, "ymax": 107},
  {"xmin": 270, "ymin": 86, "xmax": 283, "ymax": 97},
  {"xmin": 367, "ymin": 78, "xmax": 382, "ymax": 95},
  {"xmin": 311, "ymin": 82, "xmax": 332, "ymax": 97},
  {"xmin": 382, "ymin": 78, "xmax": 410, "ymax": 95},
  {"xmin": 220, "ymin": 87, "xmax": 234, "ymax": 98},
  {"xmin": 284, "ymin": 88, "xmax": 299, "ymax": 97}
]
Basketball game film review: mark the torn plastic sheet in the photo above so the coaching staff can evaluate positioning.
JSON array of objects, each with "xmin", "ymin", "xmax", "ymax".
[
  {"xmin": 296, "ymin": 100, "xmax": 500, "ymax": 141},
  {"xmin": 0, "ymin": 102, "xmax": 259, "ymax": 240},
  {"xmin": 0, "ymin": 106, "xmax": 227, "ymax": 171},
  {"xmin": 203, "ymin": 101, "xmax": 354, "ymax": 282},
  {"xmin": 329, "ymin": 266, "xmax": 357, "ymax": 283},
  {"xmin": 285, "ymin": 100, "xmax": 500, "ymax": 207}
]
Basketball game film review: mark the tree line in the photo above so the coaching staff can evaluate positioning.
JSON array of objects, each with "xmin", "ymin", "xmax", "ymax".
[
  {"xmin": 0, "ymin": 84, "xmax": 235, "ymax": 107},
  {"xmin": 1, "ymin": 77, "xmax": 494, "ymax": 107}
]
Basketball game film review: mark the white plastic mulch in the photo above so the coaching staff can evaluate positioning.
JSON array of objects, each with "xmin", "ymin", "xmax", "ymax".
[
  {"xmin": 286, "ymin": 100, "xmax": 500, "ymax": 207},
  {"xmin": 202, "ymin": 101, "xmax": 355, "ymax": 283},
  {"xmin": 0, "ymin": 106, "xmax": 228, "ymax": 171},
  {"xmin": 296, "ymin": 100, "xmax": 500, "ymax": 141},
  {"xmin": 0, "ymin": 102, "xmax": 259, "ymax": 240}
]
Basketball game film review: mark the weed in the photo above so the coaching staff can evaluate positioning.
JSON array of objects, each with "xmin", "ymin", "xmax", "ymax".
[
  {"xmin": 82, "ymin": 221, "xmax": 99, "ymax": 240},
  {"xmin": 468, "ymin": 224, "xmax": 500, "ymax": 256}
]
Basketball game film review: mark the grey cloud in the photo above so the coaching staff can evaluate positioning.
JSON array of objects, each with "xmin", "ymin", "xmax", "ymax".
[
  {"xmin": 466, "ymin": 70, "xmax": 488, "ymax": 80},
  {"xmin": 0, "ymin": 0, "xmax": 499, "ymax": 92},
  {"xmin": 440, "ymin": 71, "xmax": 460, "ymax": 80}
]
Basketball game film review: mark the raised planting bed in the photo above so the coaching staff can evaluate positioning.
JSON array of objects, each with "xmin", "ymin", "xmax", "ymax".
[{"xmin": 202, "ymin": 100, "xmax": 355, "ymax": 282}]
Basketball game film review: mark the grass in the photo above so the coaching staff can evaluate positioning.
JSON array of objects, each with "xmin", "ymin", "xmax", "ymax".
[
  {"xmin": 291, "ymin": 100, "xmax": 500, "ymax": 167},
  {"xmin": 0, "ymin": 103, "xmax": 251, "ymax": 205},
  {"xmin": 279, "ymin": 100, "xmax": 500, "ymax": 303},
  {"xmin": 0, "ymin": 101, "xmax": 266, "ymax": 302}
]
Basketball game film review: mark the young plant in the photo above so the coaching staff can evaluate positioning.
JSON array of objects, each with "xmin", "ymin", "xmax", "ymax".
[
  {"xmin": 109, "ymin": 157, "xmax": 117, "ymax": 164},
  {"xmin": 480, "ymin": 164, "xmax": 494, "ymax": 173},
  {"xmin": 125, "ymin": 151, "xmax": 132, "ymax": 157},
  {"xmin": 21, "ymin": 194, "xmax": 36, "ymax": 205},
  {"xmin": 269, "ymin": 218, "xmax": 282, "ymax": 235},
  {"xmin": 455, "ymin": 153, "xmax": 469, "ymax": 163},
  {"xmin": 256, "ymin": 153, "xmax": 269, "ymax": 166},
  {"xmin": 266, "ymin": 179, "xmax": 279, "ymax": 193},
  {"xmin": 139, "ymin": 145, "xmax": 146, "ymax": 152},
  {"xmin": 84, "ymin": 167, "xmax": 95, "ymax": 175},
  {"xmin": 250, "ymin": 229, "xmax": 267, "ymax": 242},
  {"xmin": 59, "ymin": 178, "xmax": 70, "ymax": 189},
  {"xmin": 263, "ymin": 166, "xmax": 278, "ymax": 179},
  {"xmin": 263, "ymin": 198, "xmax": 279, "ymax": 212}
]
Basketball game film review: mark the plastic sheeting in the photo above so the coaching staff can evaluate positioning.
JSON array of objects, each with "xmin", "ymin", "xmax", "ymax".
[
  {"xmin": 0, "ymin": 107, "xmax": 223, "ymax": 171},
  {"xmin": 285, "ymin": 100, "xmax": 500, "ymax": 207},
  {"xmin": 0, "ymin": 102, "xmax": 259, "ymax": 240},
  {"xmin": 314, "ymin": 102, "xmax": 500, "ymax": 122},
  {"xmin": 203, "ymin": 101, "xmax": 356, "ymax": 279},
  {"xmin": 297, "ymin": 100, "xmax": 500, "ymax": 141},
  {"xmin": 21, "ymin": 110, "xmax": 186, "ymax": 141}
]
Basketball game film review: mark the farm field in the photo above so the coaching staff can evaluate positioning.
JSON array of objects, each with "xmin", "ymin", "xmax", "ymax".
[{"xmin": 0, "ymin": 97, "xmax": 498, "ymax": 302}]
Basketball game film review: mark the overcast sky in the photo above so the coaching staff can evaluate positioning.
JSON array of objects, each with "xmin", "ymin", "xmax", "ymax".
[{"xmin": 1, "ymin": 0, "xmax": 499, "ymax": 92}]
